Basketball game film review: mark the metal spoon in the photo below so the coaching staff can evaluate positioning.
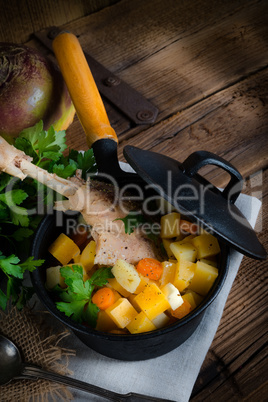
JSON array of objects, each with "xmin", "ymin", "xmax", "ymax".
[{"xmin": 0, "ymin": 335, "xmax": 174, "ymax": 402}]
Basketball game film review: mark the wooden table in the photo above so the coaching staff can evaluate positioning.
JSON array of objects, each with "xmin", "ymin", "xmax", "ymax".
[{"xmin": 2, "ymin": 0, "xmax": 267, "ymax": 400}]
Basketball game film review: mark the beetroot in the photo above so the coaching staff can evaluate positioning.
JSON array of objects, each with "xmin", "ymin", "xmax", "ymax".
[{"xmin": 0, "ymin": 43, "xmax": 75, "ymax": 137}]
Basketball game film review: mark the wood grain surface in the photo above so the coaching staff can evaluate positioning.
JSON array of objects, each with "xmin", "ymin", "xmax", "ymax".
[{"xmin": 1, "ymin": 0, "xmax": 267, "ymax": 400}]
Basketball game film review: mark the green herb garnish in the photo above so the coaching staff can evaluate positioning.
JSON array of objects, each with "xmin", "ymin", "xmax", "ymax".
[
  {"xmin": 54, "ymin": 265, "xmax": 114, "ymax": 327},
  {"xmin": 0, "ymin": 121, "xmax": 97, "ymax": 311}
]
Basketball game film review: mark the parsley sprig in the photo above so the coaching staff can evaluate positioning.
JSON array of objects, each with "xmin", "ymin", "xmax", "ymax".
[
  {"xmin": 0, "ymin": 121, "xmax": 97, "ymax": 311},
  {"xmin": 54, "ymin": 265, "xmax": 114, "ymax": 327}
]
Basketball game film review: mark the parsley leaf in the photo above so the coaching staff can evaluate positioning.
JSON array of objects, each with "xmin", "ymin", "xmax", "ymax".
[
  {"xmin": 54, "ymin": 266, "xmax": 114, "ymax": 327},
  {"xmin": 68, "ymin": 149, "xmax": 97, "ymax": 179}
]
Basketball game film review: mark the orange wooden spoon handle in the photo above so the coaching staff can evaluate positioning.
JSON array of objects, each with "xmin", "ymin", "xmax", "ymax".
[{"xmin": 52, "ymin": 32, "xmax": 118, "ymax": 146}]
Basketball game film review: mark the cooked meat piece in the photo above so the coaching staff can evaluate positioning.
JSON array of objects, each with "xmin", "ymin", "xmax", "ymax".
[{"xmin": 92, "ymin": 228, "xmax": 157, "ymax": 266}]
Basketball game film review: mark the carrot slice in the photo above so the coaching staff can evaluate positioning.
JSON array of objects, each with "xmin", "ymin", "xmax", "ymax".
[
  {"xmin": 179, "ymin": 220, "xmax": 198, "ymax": 235},
  {"xmin": 171, "ymin": 299, "xmax": 192, "ymax": 319},
  {"xmin": 136, "ymin": 258, "xmax": 163, "ymax": 281},
  {"xmin": 92, "ymin": 287, "xmax": 116, "ymax": 310}
]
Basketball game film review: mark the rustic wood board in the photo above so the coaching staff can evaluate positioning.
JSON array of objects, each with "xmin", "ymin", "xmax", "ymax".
[
  {"xmin": 0, "ymin": 0, "xmax": 119, "ymax": 43},
  {"xmin": 31, "ymin": 0, "xmax": 268, "ymax": 166},
  {"xmin": 118, "ymin": 68, "xmax": 268, "ymax": 188}
]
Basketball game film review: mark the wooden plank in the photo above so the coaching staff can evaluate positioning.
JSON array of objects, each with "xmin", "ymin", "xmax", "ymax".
[
  {"xmin": 117, "ymin": 68, "xmax": 268, "ymax": 188},
  {"xmin": 35, "ymin": 0, "xmax": 267, "ymax": 152},
  {"xmin": 0, "ymin": 0, "xmax": 119, "ymax": 43},
  {"xmin": 191, "ymin": 169, "xmax": 268, "ymax": 401}
]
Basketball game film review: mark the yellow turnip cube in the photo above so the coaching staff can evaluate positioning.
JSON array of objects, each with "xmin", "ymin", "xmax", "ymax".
[
  {"xmin": 161, "ymin": 283, "xmax": 184, "ymax": 310},
  {"xmin": 74, "ymin": 240, "xmax": 96, "ymax": 272},
  {"xmin": 128, "ymin": 294, "xmax": 141, "ymax": 312},
  {"xmin": 170, "ymin": 241, "xmax": 197, "ymax": 262},
  {"xmin": 105, "ymin": 298, "xmax": 138, "ymax": 328},
  {"xmin": 160, "ymin": 212, "xmax": 181, "ymax": 238},
  {"xmin": 126, "ymin": 311, "xmax": 156, "ymax": 334},
  {"xmin": 192, "ymin": 234, "xmax": 220, "ymax": 259},
  {"xmin": 133, "ymin": 273, "xmax": 150, "ymax": 294},
  {"xmin": 48, "ymin": 233, "xmax": 80, "ymax": 265},
  {"xmin": 173, "ymin": 260, "xmax": 196, "ymax": 292},
  {"xmin": 151, "ymin": 312, "xmax": 170, "ymax": 329},
  {"xmin": 134, "ymin": 283, "xmax": 170, "ymax": 320},
  {"xmin": 46, "ymin": 266, "xmax": 66, "ymax": 289},
  {"xmin": 159, "ymin": 261, "xmax": 176, "ymax": 287},
  {"xmin": 96, "ymin": 310, "xmax": 118, "ymax": 332},
  {"xmin": 188, "ymin": 261, "xmax": 218, "ymax": 296},
  {"xmin": 111, "ymin": 259, "xmax": 140, "ymax": 293}
]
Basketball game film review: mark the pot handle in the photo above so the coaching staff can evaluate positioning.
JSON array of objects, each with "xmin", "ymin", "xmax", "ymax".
[
  {"xmin": 181, "ymin": 151, "xmax": 243, "ymax": 203},
  {"xmin": 52, "ymin": 32, "xmax": 118, "ymax": 147}
]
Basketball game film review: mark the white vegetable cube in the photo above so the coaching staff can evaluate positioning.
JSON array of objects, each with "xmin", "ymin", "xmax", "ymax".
[
  {"xmin": 105, "ymin": 298, "xmax": 138, "ymax": 328},
  {"xmin": 46, "ymin": 265, "xmax": 66, "ymax": 289},
  {"xmin": 170, "ymin": 241, "xmax": 197, "ymax": 262},
  {"xmin": 111, "ymin": 259, "xmax": 141, "ymax": 293},
  {"xmin": 151, "ymin": 312, "xmax": 170, "ymax": 329},
  {"xmin": 161, "ymin": 283, "xmax": 184, "ymax": 310}
]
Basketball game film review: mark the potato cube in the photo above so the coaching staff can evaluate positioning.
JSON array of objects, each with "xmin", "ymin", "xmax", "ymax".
[
  {"xmin": 107, "ymin": 278, "xmax": 131, "ymax": 298},
  {"xmin": 46, "ymin": 266, "xmax": 66, "ymax": 289},
  {"xmin": 48, "ymin": 233, "xmax": 80, "ymax": 265},
  {"xmin": 74, "ymin": 240, "xmax": 96, "ymax": 272},
  {"xmin": 160, "ymin": 212, "xmax": 181, "ymax": 238},
  {"xmin": 105, "ymin": 298, "xmax": 138, "ymax": 328},
  {"xmin": 151, "ymin": 312, "xmax": 170, "ymax": 329},
  {"xmin": 162, "ymin": 239, "xmax": 175, "ymax": 258},
  {"xmin": 170, "ymin": 242, "xmax": 197, "ymax": 262},
  {"xmin": 96, "ymin": 310, "xmax": 118, "ymax": 332},
  {"xmin": 159, "ymin": 261, "xmax": 176, "ymax": 287},
  {"xmin": 126, "ymin": 311, "xmax": 156, "ymax": 334},
  {"xmin": 173, "ymin": 260, "xmax": 196, "ymax": 292},
  {"xmin": 134, "ymin": 283, "xmax": 170, "ymax": 320},
  {"xmin": 161, "ymin": 283, "xmax": 184, "ymax": 310},
  {"xmin": 111, "ymin": 259, "xmax": 141, "ymax": 293},
  {"xmin": 184, "ymin": 290, "xmax": 204, "ymax": 307},
  {"xmin": 188, "ymin": 261, "xmax": 218, "ymax": 296},
  {"xmin": 179, "ymin": 235, "xmax": 196, "ymax": 244},
  {"xmin": 192, "ymin": 234, "xmax": 220, "ymax": 259}
]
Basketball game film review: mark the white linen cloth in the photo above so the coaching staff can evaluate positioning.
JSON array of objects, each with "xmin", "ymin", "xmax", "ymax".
[{"xmin": 52, "ymin": 191, "xmax": 261, "ymax": 402}]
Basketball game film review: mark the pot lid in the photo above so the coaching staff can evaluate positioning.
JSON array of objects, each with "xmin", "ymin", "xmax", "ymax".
[{"xmin": 123, "ymin": 147, "xmax": 267, "ymax": 260}]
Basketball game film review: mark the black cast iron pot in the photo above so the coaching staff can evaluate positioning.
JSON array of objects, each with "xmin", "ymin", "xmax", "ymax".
[{"xmin": 31, "ymin": 210, "xmax": 229, "ymax": 361}]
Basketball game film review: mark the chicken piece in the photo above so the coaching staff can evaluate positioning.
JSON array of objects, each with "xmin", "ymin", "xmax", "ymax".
[{"xmin": 0, "ymin": 136, "xmax": 158, "ymax": 265}]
